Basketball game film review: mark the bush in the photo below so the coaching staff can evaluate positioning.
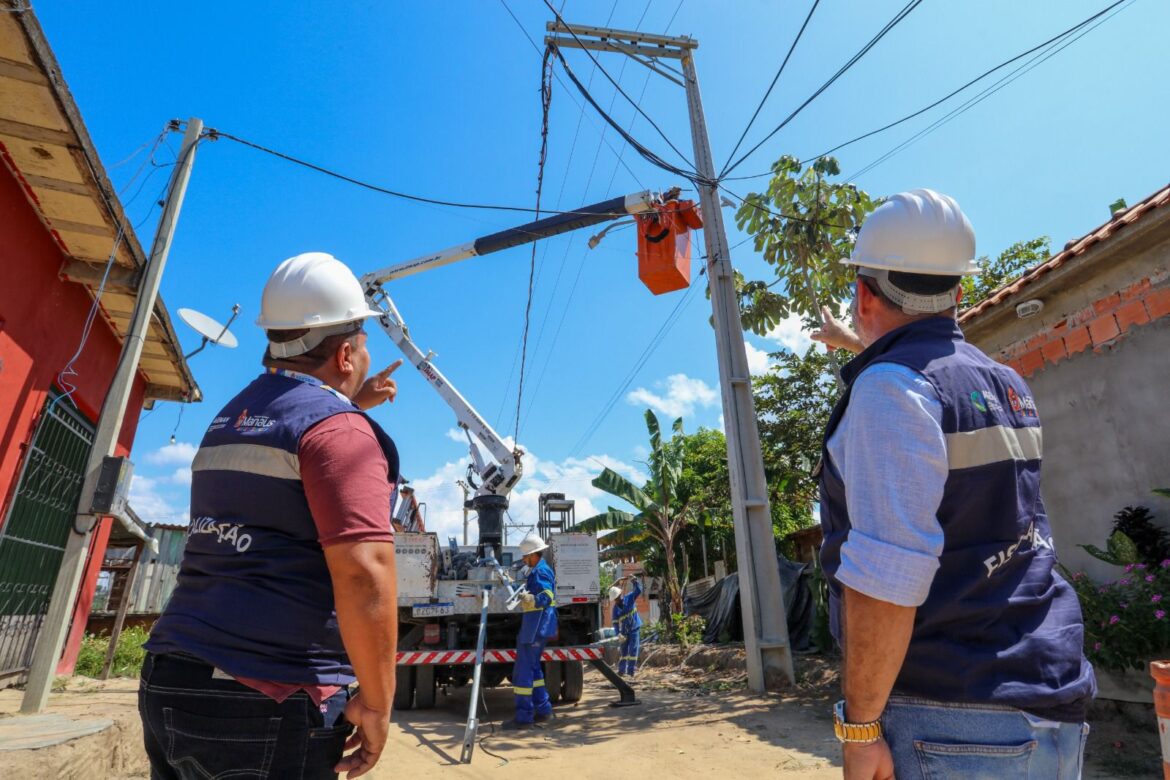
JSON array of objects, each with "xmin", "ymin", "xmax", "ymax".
[
  {"xmin": 1066, "ymin": 560, "xmax": 1170, "ymax": 672},
  {"xmin": 73, "ymin": 625, "xmax": 150, "ymax": 678},
  {"xmin": 643, "ymin": 614, "xmax": 706, "ymax": 647}
]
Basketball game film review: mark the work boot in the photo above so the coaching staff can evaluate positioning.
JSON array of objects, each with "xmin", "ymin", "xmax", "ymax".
[
  {"xmin": 500, "ymin": 719, "xmax": 533, "ymax": 732},
  {"xmin": 534, "ymin": 709, "xmax": 554, "ymax": 722}
]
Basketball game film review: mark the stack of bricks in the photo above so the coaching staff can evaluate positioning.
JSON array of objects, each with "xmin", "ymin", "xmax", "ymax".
[{"xmin": 997, "ymin": 271, "xmax": 1170, "ymax": 377}]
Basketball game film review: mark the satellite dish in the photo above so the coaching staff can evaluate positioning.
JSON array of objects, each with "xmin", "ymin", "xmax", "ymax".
[{"xmin": 178, "ymin": 305, "xmax": 240, "ymax": 359}]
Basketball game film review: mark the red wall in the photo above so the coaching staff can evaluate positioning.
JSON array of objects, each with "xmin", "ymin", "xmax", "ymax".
[{"xmin": 0, "ymin": 148, "xmax": 147, "ymax": 674}]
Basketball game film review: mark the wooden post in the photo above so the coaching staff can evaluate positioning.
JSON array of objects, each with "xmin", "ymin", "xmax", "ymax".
[{"xmin": 100, "ymin": 541, "xmax": 143, "ymax": 680}]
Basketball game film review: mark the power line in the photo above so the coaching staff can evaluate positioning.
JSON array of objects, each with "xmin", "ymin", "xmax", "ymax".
[
  {"xmin": 208, "ymin": 129, "xmax": 634, "ymax": 219},
  {"xmin": 494, "ymin": 0, "xmax": 624, "ymax": 432},
  {"xmin": 548, "ymin": 45, "xmax": 704, "ymax": 185},
  {"xmin": 518, "ymin": 0, "xmax": 657, "ymax": 433},
  {"xmin": 541, "ymin": 0, "xmax": 696, "ymax": 170},
  {"xmin": 720, "ymin": 0, "xmax": 821, "ymax": 173},
  {"xmin": 846, "ymin": 0, "xmax": 1134, "ymax": 181},
  {"xmin": 724, "ymin": 0, "xmax": 1132, "ymax": 182},
  {"xmin": 720, "ymin": 0, "xmax": 924, "ymax": 179},
  {"xmin": 497, "ymin": 0, "xmax": 646, "ymax": 186},
  {"xmin": 513, "ymin": 48, "xmax": 555, "ymax": 442}
]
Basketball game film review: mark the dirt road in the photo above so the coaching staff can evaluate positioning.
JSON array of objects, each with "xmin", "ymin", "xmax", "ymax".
[{"xmin": 0, "ymin": 654, "xmax": 1161, "ymax": 778}]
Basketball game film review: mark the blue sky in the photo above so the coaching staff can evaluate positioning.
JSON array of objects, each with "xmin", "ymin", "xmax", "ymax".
[{"xmin": 36, "ymin": 0, "xmax": 1168, "ymax": 541}]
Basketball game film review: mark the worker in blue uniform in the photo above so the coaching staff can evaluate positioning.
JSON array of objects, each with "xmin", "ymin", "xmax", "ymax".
[
  {"xmin": 503, "ymin": 533, "xmax": 558, "ymax": 730},
  {"xmin": 609, "ymin": 576, "xmax": 643, "ymax": 677}
]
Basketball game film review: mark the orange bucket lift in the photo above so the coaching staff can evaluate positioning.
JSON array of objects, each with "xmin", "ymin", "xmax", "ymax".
[{"xmin": 635, "ymin": 199, "xmax": 703, "ymax": 295}]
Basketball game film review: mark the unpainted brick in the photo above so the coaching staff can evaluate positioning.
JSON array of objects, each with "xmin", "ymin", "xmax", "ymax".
[
  {"xmin": 1019, "ymin": 349, "xmax": 1044, "ymax": 377},
  {"xmin": 1114, "ymin": 299, "xmax": 1150, "ymax": 332},
  {"xmin": 1062, "ymin": 326, "xmax": 1092, "ymax": 356},
  {"xmin": 1092, "ymin": 293, "xmax": 1121, "ymax": 316},
  {"xmin": 1041, "ymin": 339, "xmax": 1066, "ymax": 366},
  {"xmin": 1088, "ymin": 315, "xmax": 1121, "ymax": 345},
  {"xmin": 1121, "ymin": 278, "xmax": 1152, "ymax": 301},
  {"xmin": 1146, "ymin": 287, "xmax": 1170, "ymax": 320}
]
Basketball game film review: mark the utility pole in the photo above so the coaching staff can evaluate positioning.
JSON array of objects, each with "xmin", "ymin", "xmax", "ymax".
[
  {"xmin": 22, "ymin": 118, "xmax": 203, "ymax": 713},
  {"xmin": 546, "ymin": 24, "xmax": 794, "ymax": 691}
]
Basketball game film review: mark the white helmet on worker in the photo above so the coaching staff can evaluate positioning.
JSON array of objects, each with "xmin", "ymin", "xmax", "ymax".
[
  {"xmin": 844, "ymin": 189, "xmax": 978, "ymax": 314},
  {"xmin": 608, "ymin": 585, "xmax": 622, "ymax": 602},
  {"xmin": 256, "ymin": 252, "xmax": 382, "ymax": 358},
  {"xmin": 518, "ymin": 533, "xmax": 548, "ymax": 557}
]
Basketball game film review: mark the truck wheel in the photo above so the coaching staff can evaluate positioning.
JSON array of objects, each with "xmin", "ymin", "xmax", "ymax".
[
  {"xmin": 562, "ymin": 660, "xmax": 584, "ymax": 702},
  {"xmin": 543, "ymin": 660, "xmax": 562, "ymax": 703},
  {"xmin": 415, "ymin": 664, "xmax": 436, "ymax": 709},
  {"xmin": 394, "ymin": 666, "xmax": 415, "ymax": 711}
]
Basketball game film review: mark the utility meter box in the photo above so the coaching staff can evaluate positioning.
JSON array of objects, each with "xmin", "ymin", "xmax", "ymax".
[{"xmin": 91, "ymin": 456, "xmax": 134, "ymax": 516}]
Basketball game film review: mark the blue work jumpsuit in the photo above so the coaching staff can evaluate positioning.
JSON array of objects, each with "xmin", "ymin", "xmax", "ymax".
[
  {"xmin": 612, "ymin": 579, "xmax": 643, "ymax": 676},
  {"xmin": 512, "ymin": 557, "xmax": 558, "ymax": 722}
]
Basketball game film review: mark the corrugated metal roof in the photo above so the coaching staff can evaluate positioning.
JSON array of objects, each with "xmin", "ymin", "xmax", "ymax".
[
  {"xmin": 960, "ymin": 184, "xmax": 1170, "ymax": 324},
  {"xmin": 0, "ymin": 6, "xmax": 199, "ymax": 402}
]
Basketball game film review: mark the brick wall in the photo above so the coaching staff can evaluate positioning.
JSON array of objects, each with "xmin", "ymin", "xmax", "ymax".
[{"xmin": 992, "ymin": 268, "xmax": 1170, "ymax": 377}]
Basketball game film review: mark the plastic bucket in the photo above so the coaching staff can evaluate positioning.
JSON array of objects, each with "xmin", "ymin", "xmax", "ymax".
[{"xmin": 1152, "ymin": 660, "xmax": 1170, "ymax": 780}]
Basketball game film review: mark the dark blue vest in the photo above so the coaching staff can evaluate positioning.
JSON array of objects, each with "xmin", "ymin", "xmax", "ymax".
[
  {"xmin": 819, "ymin": 317, "xmax": 1095, "ymax": 722},
  {"xmin": 146, "ymin": 372, "xmax": 399, "ymax": 685}
]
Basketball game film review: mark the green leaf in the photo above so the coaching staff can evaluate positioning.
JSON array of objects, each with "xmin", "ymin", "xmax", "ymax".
[
  {"xmin": 591, "ymin": 468, "xmax": 657, "ymax": 513},
  {"xmin": 1078, "ymin": 543, "xmax": 1118, "ymax": 565},
  {"xmin": 1106, "ymin": 530, "xmax": 1140, "ymax": 565},
  {"xmin": 1152, "ymin": 488, "xmax": 1170, "ymax": 499},
  {"xmin": 578, "ymin": 509, "xmax": 637, "ymax": 532}
]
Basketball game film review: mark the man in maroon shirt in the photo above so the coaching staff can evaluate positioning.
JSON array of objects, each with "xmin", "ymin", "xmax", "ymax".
[{"xmin": 141, "ymin": 253, "xmax": 404, "ymax": 779}]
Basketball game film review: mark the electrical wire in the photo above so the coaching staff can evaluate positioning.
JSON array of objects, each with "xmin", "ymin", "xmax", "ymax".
[
  {"xmin": 493, "ymin": 0, "xmax": 624, "ymax": 431},
  {"xmin": 720, "ymin": 0, "xmax": 820, "ymax": 173},
  {"xmin": 548, "ymin": 45, "xmax": 705, "ymax": 186},
  {"xmin": 845, "ymin": 0, "xmax": 1134, "ymax": 182},
  {"xmin": 497, "ymin": 0, "xmax": 646, "ymax": 185},
  {"xmin": 208, "ymin": 130, "xmax": 635, "ymax": 219},
  {"xmin": 541, "ymin": 0, "xmax": 696, "ymax": 170},
  {"xmin": 720, "ymin": 0, "xmax": 924, "ymax": 179},
  {"xmin": 723, "ymin": 0, "xmax": 1132, "ymax": 182},
  {"xmin": 518, "ymin": 0, "xmax": 657, "ymax": 432},
  {"xmin": 513, "ymin": 48, "xmax": 555, "ymax": 442}
]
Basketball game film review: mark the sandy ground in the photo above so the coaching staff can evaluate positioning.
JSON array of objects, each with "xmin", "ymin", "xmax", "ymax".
[{"xmin": 0, "ymin": 653, "xmax": 1162, "ymax": 779}]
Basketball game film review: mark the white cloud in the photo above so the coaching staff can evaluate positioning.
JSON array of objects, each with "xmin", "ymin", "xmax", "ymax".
[
  {"xmin": 763, "ymin": 315, "xmax": 814, "ymax": 355},
  {"xmin": 164, "ymin": 466, "xmax": 193, "ymax": 486},
  {"xmin": 445, "ymin": 428, "xmax": 466, "ymax": 444},
  {"xmin": 625, "ymin": 373, "xmax": 719, "ymax": 419},
  {"xmin": 129, "ymin": 475, "xmax": 189, "ymax": 525},
  {"xmin": 745, "ymin": 341, "xmax": 772, "ymax": 375},
  {"xmin": 146, "ymin": 441, "xmax": 197, "ymax": 467},
  {"xmin": 406, "ymin": 448, "xmax": 648, "ymax": 546}
]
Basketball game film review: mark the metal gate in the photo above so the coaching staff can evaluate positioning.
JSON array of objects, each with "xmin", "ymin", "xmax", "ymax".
[{"xmin": 0, "ymin": 396, "xmax": 94, "ymax": 684}]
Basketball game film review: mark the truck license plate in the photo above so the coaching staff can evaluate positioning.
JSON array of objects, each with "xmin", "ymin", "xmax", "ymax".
[{"xmin": 412, "ymin": 602, "xmax": 454, "ymax": 617}]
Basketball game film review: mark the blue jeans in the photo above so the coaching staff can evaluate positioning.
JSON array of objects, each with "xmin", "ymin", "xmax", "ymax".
[
  {"xmin": 139, "ymin": 653, "xmax": 353, "ymax": 780},
  {"xmin": 882, "ymin": 696, "xmax": 1089, "ymax": 779}
]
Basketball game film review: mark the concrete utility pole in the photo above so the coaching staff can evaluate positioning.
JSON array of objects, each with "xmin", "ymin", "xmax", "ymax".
[
  {"xmin": 545, "ymin": 24, "xmax": 795, "ymax": 691},
  {"xmin": 22, "ymin": 118, "xmax": 203, "ymax": 713}
]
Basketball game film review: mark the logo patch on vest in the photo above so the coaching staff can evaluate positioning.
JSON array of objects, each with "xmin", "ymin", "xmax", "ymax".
[
  {"xmin": 189, "ymin": 516, "xmax": 254, "ymax": 553},
  {"xmin": 233, "ymin": 408, "xmax": 277, "ymax": 434},
  {"xmin": 969, "ymin": 390, "xmax": 1003, "ymax": 414},
  {"xmin": 983, "ymin": 521, "xmax": 1054, "ymax": 577},
  {"xmin": 1006, "ymin": 387, "xmax": 1038, "ymax": 418}
]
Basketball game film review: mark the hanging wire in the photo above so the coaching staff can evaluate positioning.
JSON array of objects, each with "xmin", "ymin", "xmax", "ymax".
[{"xmin": 513, "ymin": 48, "xmax": 556, "ymax": 442}]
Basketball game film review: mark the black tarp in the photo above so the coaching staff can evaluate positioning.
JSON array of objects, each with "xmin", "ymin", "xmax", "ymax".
[{"xmin": 683, "ymin": 556, "xmax": 813, "ymax": 651}]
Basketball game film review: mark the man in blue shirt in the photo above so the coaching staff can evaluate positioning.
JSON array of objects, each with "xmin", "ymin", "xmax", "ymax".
[
  {"xmin": 811, "ymin": 190, "xmax": 1094, "ymax": 779},
  {"xmin": 504, "ymin": 533, "xmax": 558, "ymax": 730},
  {"xmin": 609, "ymin": 576, "xmax": 643, "ymax": 677}
]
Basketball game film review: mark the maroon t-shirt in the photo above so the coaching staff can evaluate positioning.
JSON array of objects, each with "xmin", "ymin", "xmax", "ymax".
[{"xmin": 234, "ymin": 412, "xmax": 394, "ymax": 704}]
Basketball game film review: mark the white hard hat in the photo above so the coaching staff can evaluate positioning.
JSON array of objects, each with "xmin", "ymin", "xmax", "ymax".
[
  {"xmin": 608, "ymin": 586, "xmax": 622, "ymax": 601},
  {"xmin": 257, "ymin": 252, "xmax": 382, "ymax": 358},
  {"xmin": 844, "ymin": 189, "xmax": 978, "ymax": 276},
  {"xmin": 518, "ymin": 533, "xmax": 549, "ymax": 556}
]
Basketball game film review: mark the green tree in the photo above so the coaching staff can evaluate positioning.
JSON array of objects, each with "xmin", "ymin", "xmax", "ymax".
[
  {"xmin": 732, "ymin": 156, "xmax": 876, "ymax": 337},
  {"xmin": 580, "ymin": 410, "xmax": 692, "ymax": 621},
  {"xmin": 753, "ymin": 346, "xmax": 841, "ymax": 541},
  {"xmin": 961, "ymin": 236, "xmax": 1050, "ymax": 307}
]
